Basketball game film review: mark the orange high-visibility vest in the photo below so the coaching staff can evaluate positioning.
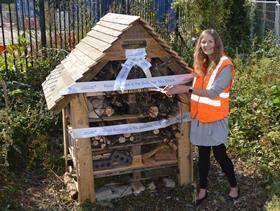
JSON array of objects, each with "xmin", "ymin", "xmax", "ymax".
[{"xmin": 190, "ymin": 56, "xmax": 235, "ymax": 123}]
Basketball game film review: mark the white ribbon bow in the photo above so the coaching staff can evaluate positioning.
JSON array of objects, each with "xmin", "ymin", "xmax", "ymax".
[{"xmin": 114, "ymin": 48, "xmax": 152, "ymax": 92}]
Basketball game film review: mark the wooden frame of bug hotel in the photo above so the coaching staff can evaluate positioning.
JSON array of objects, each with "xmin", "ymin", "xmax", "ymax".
[{"xmin": 42, "ymin": 13, "xmax": 193, "ymax": 202}]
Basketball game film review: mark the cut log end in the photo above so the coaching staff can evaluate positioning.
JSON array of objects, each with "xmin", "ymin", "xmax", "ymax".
[
  {"xmin": 118, "ymin": 136, "xmax": 126, "ymax": 143},
  {"xmin": 105, "ymin": 106, "xmax": 114, "ymax": 117},
  {"xmin": 148, "ymin": 106, "xmax": 159, "ymax": 118}
]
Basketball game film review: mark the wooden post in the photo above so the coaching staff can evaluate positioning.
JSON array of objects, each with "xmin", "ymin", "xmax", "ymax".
[
  {"xmin": 70, "ymin": 94, "xmax": 95, "ymax": 202},
  {"xmin": 128, "ymin": 94, "xmax": 142, "ymax": 179},
  {"xmin": 62, "ymin": 108, "xmax": 69, "ymax": 172},
  {"xmin": 131, "ymin": 145, "xmax": 142, "ymax": 192},
  {"xmin": 177, "ymin": 94, "xmax": 193, "ymax": 185}
]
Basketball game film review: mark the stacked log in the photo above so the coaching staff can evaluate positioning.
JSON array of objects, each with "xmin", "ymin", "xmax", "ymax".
[
  {"xmin": 89, "ymin": 124, "xmax": 181, "ymax": 151},
  {"xmin": 86, "ymin": 58, "xmax": 185, "ymax": 168},
  {"xmin": 87, "ymin": 93, "xmax": 179, "ymax": 119}
]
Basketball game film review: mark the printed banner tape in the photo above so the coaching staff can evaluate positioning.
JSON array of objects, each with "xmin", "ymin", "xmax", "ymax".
[
  {"xmin": 70, "ymin": 112, "xmax": 191, "ymax": 139},
  {"xmin": 61, "ymin": 74, "xmax": 193, "ymax": 95}
]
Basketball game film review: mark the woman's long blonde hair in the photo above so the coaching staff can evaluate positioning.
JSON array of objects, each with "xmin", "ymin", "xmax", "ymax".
[{"xmin": 194, "ymin": 29, "xmax": 224, "ymax": 76}]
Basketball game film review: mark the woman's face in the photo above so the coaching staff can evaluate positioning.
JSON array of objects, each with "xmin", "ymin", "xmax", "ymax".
[{"xmin": 200, "ymin": 33, "xmax": 215, "ymax": 56}]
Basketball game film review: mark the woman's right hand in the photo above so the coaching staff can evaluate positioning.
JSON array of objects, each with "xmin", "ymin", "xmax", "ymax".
[
  {"xmin": 163, "ymin": 84, "xmax": 189, "ymax": 96},
  {"xmin": 162, "ymin": 84, "xmax": 178, "ymax": 96}
]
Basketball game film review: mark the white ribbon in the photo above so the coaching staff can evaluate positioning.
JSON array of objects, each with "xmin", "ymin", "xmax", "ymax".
[
  {"xmin": 61, "ymin": 74, "xmax": 194, "ymax": 95},
  {"xmin": 70, "ymin": 112, "xmax": 191, "ymax": 139},
  {"xmin": 114, "ymin": 48, "xmax": 152, "ymax": 92}
]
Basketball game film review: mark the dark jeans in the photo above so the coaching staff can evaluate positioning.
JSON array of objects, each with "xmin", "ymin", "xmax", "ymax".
[{"xmin": 198, "ymin": 144, "xmax": 237, "ymax": 189}]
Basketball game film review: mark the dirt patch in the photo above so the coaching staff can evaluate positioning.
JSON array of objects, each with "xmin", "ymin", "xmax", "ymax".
[
  {"xmin": 17, "ymin": 172, "xmax": 79, "ymax": 211},
  {"xmin": 14, "ymin": 158, "xmax": 267, "ymax": 210}
]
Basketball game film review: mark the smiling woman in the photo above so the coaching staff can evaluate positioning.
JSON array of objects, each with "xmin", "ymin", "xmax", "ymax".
[
  {"xmin": 200, "ymin": 33, "xmax": 215, "ymax": 56},
  {"xmin": 194, "ymin": 29, "xmax": 225, "ymax": 77},
  {"xmin": 164, "ymin": 29, "xmax": 239, "ymax": 206}
]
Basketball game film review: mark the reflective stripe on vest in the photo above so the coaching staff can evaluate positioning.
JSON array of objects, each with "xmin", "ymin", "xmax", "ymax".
[
  {"xmin": 191, "ymin": 94, "xmax": 221, "ymax": 106},
  {"xmin": 192, "ymin": 76, "xmax": 197, "ymax": 87},
  {"xmin": 191, "ymin": 91, "xmax": 229, "ymax": 106},
  {"xmin": 206, "ymin": 56, "xmax": 228, "ymax": 89},
  {"xmin": 219, "ymin": 92, "xmax": 229, "ymax": 98}
]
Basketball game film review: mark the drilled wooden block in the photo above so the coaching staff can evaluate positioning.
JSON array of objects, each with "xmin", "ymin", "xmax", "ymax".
[
  {"xmin": 110, "ymin": 151, "xmax": 132, "ymax": 165},
  {"xmin": 93, "ymin": 159, "xmax": 112, "ymax": 170}
]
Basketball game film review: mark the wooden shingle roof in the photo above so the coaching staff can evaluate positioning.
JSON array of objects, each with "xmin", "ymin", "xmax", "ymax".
[{"xmin": 42, "ymin": 13, "xmax": 191, "ymax": 111}]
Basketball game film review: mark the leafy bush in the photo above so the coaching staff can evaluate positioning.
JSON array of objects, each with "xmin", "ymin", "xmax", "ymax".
[
  {"xmin": 265, "ymin": 195, "xmax": 280, "ymax": 211},
  {"xmin": 172, "ymin": 0, "xmax": 252, "ymax": 57},
  {"xmin": 228, "ymin": 35, "xmax": 280, "ymax": 205},
  {"xmin": 0, "ymin": 46, "xmax": 67, "ymax": 178},
  {"xmin": 0, "ymin": 44, "xmax": 68, "ymax": 208}
]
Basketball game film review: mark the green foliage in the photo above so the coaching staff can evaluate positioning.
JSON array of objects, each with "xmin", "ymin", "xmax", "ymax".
[
  {"xmin": 0, "ymin": 171, "xmax": 22, "ymax": 209},
  {"xmin": 228, "ymin": 35, "xmax": 280, "ymax": 203},
  {"xmin": 0, "ymin": 32, "xmax": 67, "ymax": 209},
  {"xmin": 170, "ymin": 35, "xmax": 196, "ymax": 66},
  {"xmin": 223, "ymin": 0, "xmax": 252, "ymax": 55},
  {"xmin": 79, "ymin": 200, "xmax": 96, "ymax": 211},
  {"xmin": 229, "ymin": 58, "xmax": 280, "ymax": 174},
  {"xmin": 173, "ymin": 0, "xmax": 233, "ymax": 32},
  {"xmin": 129, "ymin": 0, "xmax": 155, "ymax": 18},
  {"xmin": 265, "ymin": 194, "xmax": 280, "ymax": 211},
  {"xmin": 0, "ymin": 104, "xmax": 63, "ymax": 171},
  {"xmin": 0, "ymin": 35, "xmax": 32, "ymax": 79},
  {"xmin": 172, "ymin": 0, "xmax": 252, "ymax": 57},
  {"xmin": 0, "ymin": 44, "xmax": 67, "ymax": 191},
  {"xmin": 271, "ymin": 84, "xmax": 280, "ymax": 112},
  {"xmin": 0, "ymin": 36, "xmax": 31, "ymax": 109}
]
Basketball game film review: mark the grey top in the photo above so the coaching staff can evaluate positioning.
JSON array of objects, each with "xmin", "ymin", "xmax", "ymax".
[{"xmin": 190, "ymin": 65, "xmax": 232, "ymax": 147}]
